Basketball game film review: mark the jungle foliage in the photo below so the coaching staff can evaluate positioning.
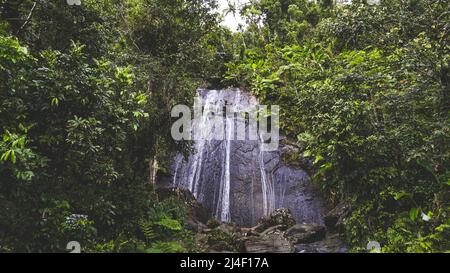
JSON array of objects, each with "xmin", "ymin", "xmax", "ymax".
[
  {"xmin": 225, "ymin": 0, "xmax": 449, "ymax": 252},
  {"xmin": 0, "ymin": 0, "xmax": 448, "ymax": 253},
  {"xmin": 0, "ymin": 0, "xmax": 225, "ymax": 252}
]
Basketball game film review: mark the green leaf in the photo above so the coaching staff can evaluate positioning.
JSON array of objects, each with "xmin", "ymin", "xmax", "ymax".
[
  {"xmin": 18, "ymin": 46, "xmax": 28, "ymax": 55},
  {"xmin": 10, "ymin": 150, "xmax": 16, "ymax": 164},
  {"xmin": 393, "ymin": 191, "xmax": 411, "ymax": 201},
  {"xmin": 409, "ymin": 207, "xmax": 420, "ymax": 222},
  {"xmin": 145, "ymin": 241, "xmax": 185, "ymax": 253},
  {"xmin": 51, "ymin": 98, "xmax": 59, "ymax": 106},
  {"xmin": 155, "ymin": 217, "xmax": 182, "ymax": 231},
  {"xmin": 1, "ymin": 150, "xmax": 11, "ymax": 162},
  {"xmin": 314, "ymin": 155, "xmax": 324, "ymax": 164}
]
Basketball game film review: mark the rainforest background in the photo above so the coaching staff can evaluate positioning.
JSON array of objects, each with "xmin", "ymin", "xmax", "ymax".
[{"xmin": 0, "ymin": 0, "xmax": 448, "ymax": 253}]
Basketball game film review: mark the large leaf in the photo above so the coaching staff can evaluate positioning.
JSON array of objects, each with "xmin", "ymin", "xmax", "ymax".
[{"xmin": 409, "ymin": 208, "xmax": 420, "ymax": 222}]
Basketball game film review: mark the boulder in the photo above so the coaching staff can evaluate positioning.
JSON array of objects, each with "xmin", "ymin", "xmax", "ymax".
[
  {"xmin": 206, "ymin": 219, "xmax": 221, "ymax": 229},
  {"xmin": 285, "ymin": 224, "xmax": 326, "ymax": 244},
  {"xmin": 217, "ymin": 222, "xmax": 239, "ymax": 236},
  {"xmin": 244, "ymin": 232, "xmax": 294, "ymax": 253},
  {"xmin": 255, "ymin": 208, "xmax": 296, "ymax": 232},
  {"xmin": 186, "ymin": 217, "xmax": 208, "ymax": 233}
]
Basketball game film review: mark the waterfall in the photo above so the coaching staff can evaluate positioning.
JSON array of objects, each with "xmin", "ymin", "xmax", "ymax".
[
  {"xmin": 259, "ymin": 138, "xmax": 275, "ymax": 216},
  {"xmin": 171, "ymin": 89, "xmax": 324, "ymax": 226},
  {"xmin": 218, "ymin": 90, "xmax": 241, "ymax": 222},
  {"xmin": 187, "ymin": 91, "xmax": 216, "ymax": 198},
  {"xmin": 172, "ymin": 154, "xmax": 182, "ymax": 186}
]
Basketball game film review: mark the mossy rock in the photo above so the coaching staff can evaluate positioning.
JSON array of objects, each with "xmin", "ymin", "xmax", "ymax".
[{"xmin": 256, "ymin": 208, "xmax": 296, "ymax": 232}]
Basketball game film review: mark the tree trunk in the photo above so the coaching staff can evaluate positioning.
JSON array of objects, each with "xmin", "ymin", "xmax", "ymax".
[{"xmin": 148, "ymin": 157, "xmax": 158, "ymax": 188}]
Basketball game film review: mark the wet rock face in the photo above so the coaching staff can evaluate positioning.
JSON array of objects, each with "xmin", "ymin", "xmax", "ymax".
[{"xmin": 169, "ymin": 89, "xmax": 325, "ymax": 227}]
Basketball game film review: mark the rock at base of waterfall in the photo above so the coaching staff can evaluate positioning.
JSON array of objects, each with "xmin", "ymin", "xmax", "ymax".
[
  {"xmin": 244, "ymin": 232, "xmax": 295, "ymax": 253},
  {"xmin": 324, "ymin": 203, "xmax": 351, "ymax": 232},
  {"xmin": 255, "ymin": 208, "xmax": 296, "ymax": 233},
  {"xmin": 285, "ymin": 224, "xmax": 327, "ymax": 244},
  {"xmin": 217, "ymin": 222, "xmax": 240, "ymax": 236},
  {"xmin": 186, "ymin": 217, "xmax": 208, "ymax": 233},
  {"xmin": 295, "ymin": 234, "xmax": 347, "ymax": 253}
]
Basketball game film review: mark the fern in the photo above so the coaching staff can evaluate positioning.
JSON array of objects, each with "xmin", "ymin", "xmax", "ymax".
[
  {"xmin": 139, "ymin": 217, "xmax": 182, "ymax": 242},
  {"xmin": 145, "ymin": 241, "xmax": 185, "ymax": 253},
  {"xmin": 155, "ymin": 217, "xmax": 182, "ymax": 231},
  {"xmin": 137, "ymin": 198, "xmax": 191, "ymax": 250},
  {"xmin": 148, "ymin": 197, "xmax": 187, "ymax": 222},
  {"xmin": 139, "ymin": 219, "xmax": 156, "ymax": 241}
]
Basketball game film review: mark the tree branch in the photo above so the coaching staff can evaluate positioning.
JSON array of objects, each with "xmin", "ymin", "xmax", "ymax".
[{"xmin": 16, "ymin": 1, "xmax": 38, "ymax": 35}]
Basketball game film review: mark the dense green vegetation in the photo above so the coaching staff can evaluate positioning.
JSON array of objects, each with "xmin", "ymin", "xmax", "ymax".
[
  {"xmin": 0, "ymin": 0, "xmax": 224, "ymax": 253},
  {"xmin": 0, "ymin": 0, "xmax": 448, "ymax": 253},
  {"xmin": 225, "ymin": 0, "xmax": 449, "ymax": 252}
]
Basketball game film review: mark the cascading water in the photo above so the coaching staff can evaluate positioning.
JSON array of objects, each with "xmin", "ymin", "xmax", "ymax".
[
  {"xmin": 218, "ymin": 91, "xmax": 240, "ymax": 222},
  {"xmin": 171, "ymin": 89, "xmax": 324, "ymax": 227},
  {"xmin": 259, "ymin": 138, "xmax": 275, "ymax": 217}
]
